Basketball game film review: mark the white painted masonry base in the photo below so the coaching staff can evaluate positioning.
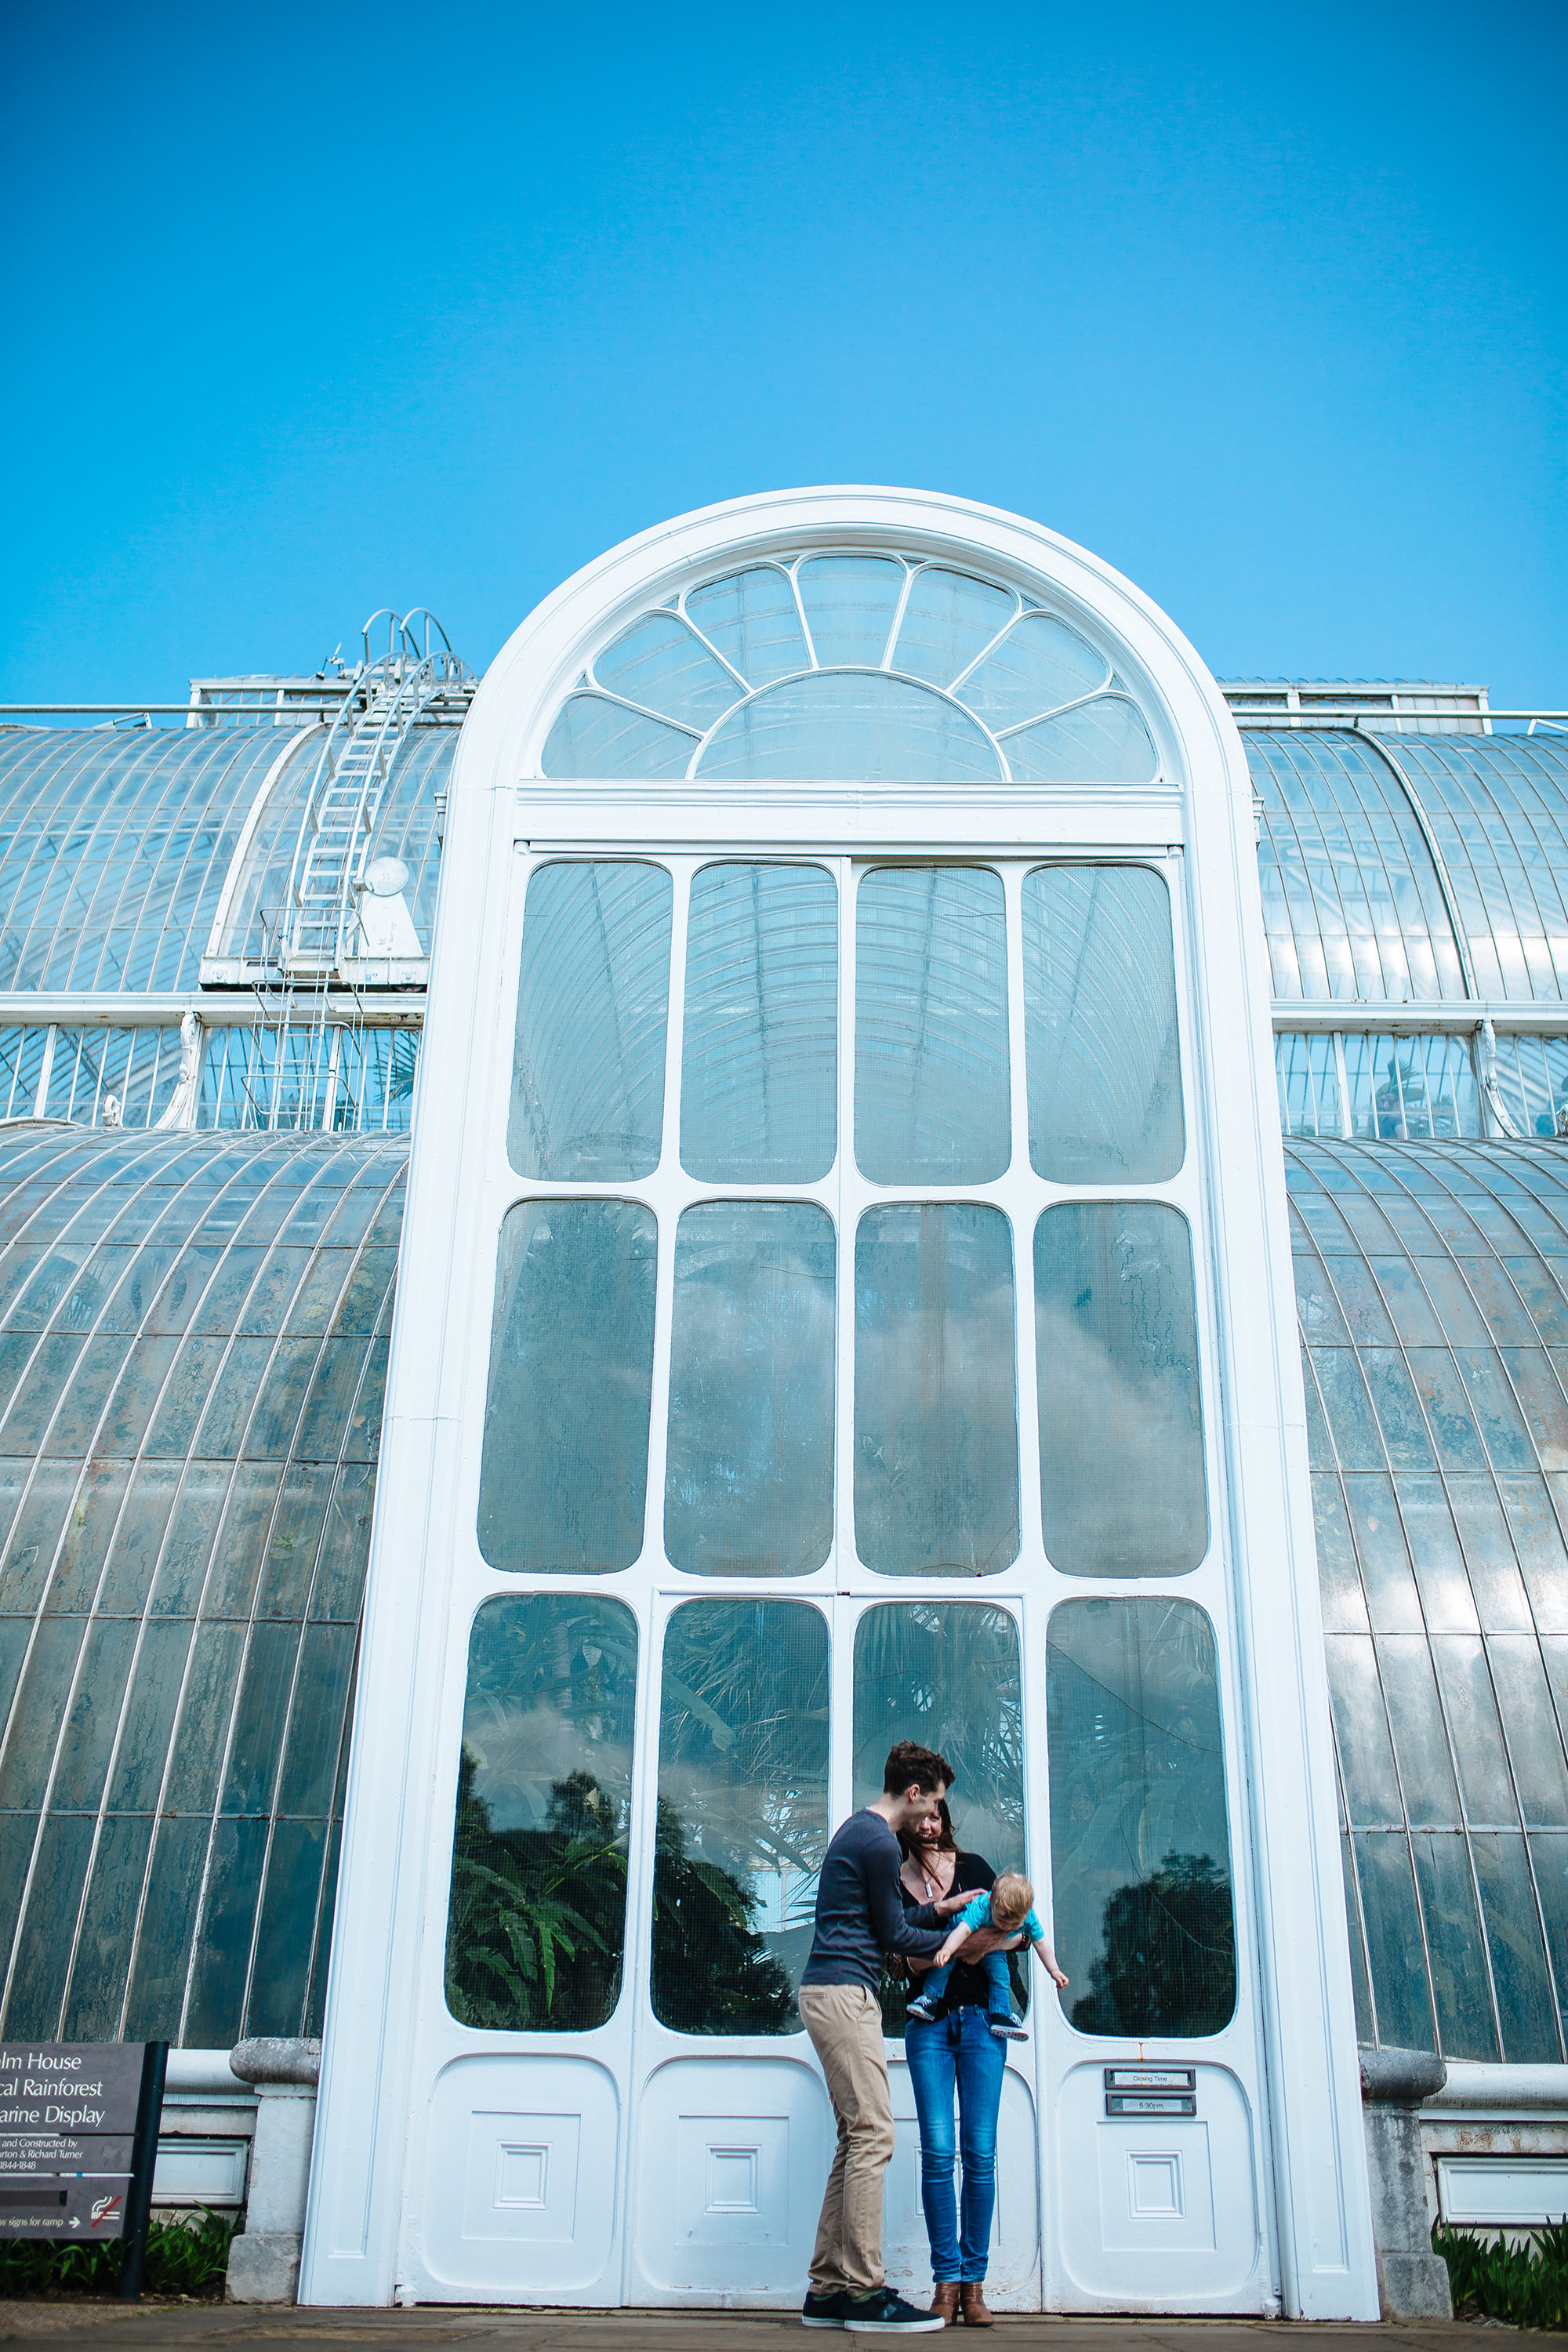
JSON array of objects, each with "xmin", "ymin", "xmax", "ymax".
[{"xmin": 225, "ymin": 2039, "xmax": 321, "ymax": 2304}]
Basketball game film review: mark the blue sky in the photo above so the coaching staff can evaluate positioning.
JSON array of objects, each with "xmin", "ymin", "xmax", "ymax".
[{"xmin": 5, "ymin": 0, "xmax": 1564, "ymax": 706}]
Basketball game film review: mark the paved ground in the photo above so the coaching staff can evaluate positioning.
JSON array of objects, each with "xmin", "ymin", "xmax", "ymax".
[{"xmin": 0, "ymin": 2310, "xmax": 1512, "ymax": 2350}]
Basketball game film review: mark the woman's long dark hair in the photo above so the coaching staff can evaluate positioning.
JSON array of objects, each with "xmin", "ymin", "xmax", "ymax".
[{"xmin": 898, "ymin": 1795, "xmax": 958, "ymax": 1864}]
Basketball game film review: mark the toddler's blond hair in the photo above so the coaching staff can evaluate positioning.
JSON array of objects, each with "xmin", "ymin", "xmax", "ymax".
[{"xmin": 989, "ymin": 1871, "xmax": 1033, "ymax": 1927}]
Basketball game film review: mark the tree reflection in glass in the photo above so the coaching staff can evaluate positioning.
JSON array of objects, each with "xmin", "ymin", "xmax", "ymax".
[
  {"xmin": 1047, "ymin": 1598, "xmax": 1236, "ymax": 2037},
  {"xmin": 652, "ymin": 1600, "xmax": 829, "ymax": 2034},
  {"xmin": 445, "ymin": 1594, "xmax": 637, "ymax": 2032}
]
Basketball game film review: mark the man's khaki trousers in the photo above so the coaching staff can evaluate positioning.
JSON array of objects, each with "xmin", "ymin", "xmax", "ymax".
[{"xmin": 798, "ymin": 1982, "xmax": 896, "ymax": 2296}]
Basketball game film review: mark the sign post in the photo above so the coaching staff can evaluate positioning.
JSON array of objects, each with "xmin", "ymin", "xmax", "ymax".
[{"xmin": 0, "ymin": 2042, "xmax": 169, "ymax": 2296}]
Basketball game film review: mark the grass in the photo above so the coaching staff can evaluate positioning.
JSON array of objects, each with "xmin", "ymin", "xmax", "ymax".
[
  {"xmin": 1433, "ymin": 2216, "xmax": 1568, "ymax": 2330},
  {"xmin": 0, "ymin": 2208, "xmax": 238, "ymax": 2300}
]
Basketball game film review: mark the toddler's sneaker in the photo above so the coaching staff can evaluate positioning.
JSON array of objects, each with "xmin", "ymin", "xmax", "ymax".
[
  {"xmin": 905, "ymin": 1993, "xmax": 939, "ymax": 2023},
  {"xmin": 988, "ymin": 2007, "xmax": 1028, "ymax": 2040}
]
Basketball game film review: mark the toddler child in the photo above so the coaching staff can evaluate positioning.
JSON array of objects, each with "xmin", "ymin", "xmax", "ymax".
[{"xmin": 906, "ymin": 1871, "xmax": 1069, "ymax": 2040}]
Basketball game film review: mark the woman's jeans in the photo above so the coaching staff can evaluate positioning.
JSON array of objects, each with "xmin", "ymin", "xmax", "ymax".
[{"xmin": 902, "ymin": 2005, "xmax": 1007, "ymax": 2283}]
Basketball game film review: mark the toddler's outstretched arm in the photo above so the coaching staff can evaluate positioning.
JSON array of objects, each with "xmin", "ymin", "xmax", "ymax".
[
  {"xmin": 1029, "ymin": 1933, "xmax": 1069, "ymax": 1991},
  {"xmin": 931, "ymin": 1919, "xmax": 975, "ymax": 1969}
]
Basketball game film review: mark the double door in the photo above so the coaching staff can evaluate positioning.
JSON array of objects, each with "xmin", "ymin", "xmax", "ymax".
[{"xmin": 398, "ymin": 1585, "xmax": 1272, "ymax": 2311}]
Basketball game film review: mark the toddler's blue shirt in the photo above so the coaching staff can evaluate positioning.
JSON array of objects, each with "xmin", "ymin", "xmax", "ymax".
[{"xmin": 957, "ymin": 1889, "xmax": 1044, "ymax": 1943}]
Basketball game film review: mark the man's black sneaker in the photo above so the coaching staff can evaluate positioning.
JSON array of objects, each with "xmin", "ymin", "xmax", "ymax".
[
  {"xmin": 801, "ymin": 2287, "xmax": 855, "ymax": 2327},
  {"xmin": 838, "ymin": 2288, "xmax": 946, "ymax": 2332}
]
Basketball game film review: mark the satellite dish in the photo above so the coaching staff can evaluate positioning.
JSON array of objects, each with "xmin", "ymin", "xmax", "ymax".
[{"xmin": 362, "ymin": 856, "xmax": 411, "ymax": 897}]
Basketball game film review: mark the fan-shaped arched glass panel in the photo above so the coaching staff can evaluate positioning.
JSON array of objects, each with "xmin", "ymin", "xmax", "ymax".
[
  {"xmin": 534, "ymin": 550, "xmax": 1160, "ymax": 787},
  {"xmin": 956, "ymin": 612, "xmax": 1109, "ymax": 729},
  {"xmin": 592, "ymin": 612, "xmax": 740, "ymax": 730},
  {"xmin": 796, "ymin": 555, "xmax": 906, "ymax": 668},
  {"xmin": 684, "ymin": 567, "xmax": 808, "ymax": 684},
  {"xmin": 1004, "ymin": 698, "xmax": 1158, "ymax": 784},
  {"xmin": 540, "ymin": 696, "xmax": 696, "ymax": 782},
  {"xmin": 893, "ymin": 570, "xmax": 1018, "ymax": 688},
  {"xmin": 698, "ymin": 673, "xmax": 1002, "ymax": 782}
]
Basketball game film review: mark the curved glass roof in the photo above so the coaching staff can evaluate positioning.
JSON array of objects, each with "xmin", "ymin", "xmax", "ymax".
[
  {"xmin": 0, "ymin": 725, "xmax": 455, "ymax": 992},
  {"xmin": 1252, "ymin": 729, "xmax": 1568, "ymax": 1004},
  {"xmin": 1289, "ymin": 1138, "xmax": 1568, "ymax": 2060},
  {"xmin": 539, "ymin": 551, "xmax": 1160, "ymax": 784},
  {"xmin": 0, "ymin": 729, "xmax": 315, "ymax": 993},
  {"xmin": 0, "ymin": 1123, "xmax": 406, "ymax": 2045}
]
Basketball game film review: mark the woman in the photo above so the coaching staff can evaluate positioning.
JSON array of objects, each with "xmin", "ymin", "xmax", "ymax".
[{"xmin": 895, "ymin": 1798, "xmax": 1025, "ymax": 2328}]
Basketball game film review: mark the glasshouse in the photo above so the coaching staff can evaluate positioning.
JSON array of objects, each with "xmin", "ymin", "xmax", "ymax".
[{"xmin": 2, "ymin": 488, "xmax": 1566, "ymax": 2317}]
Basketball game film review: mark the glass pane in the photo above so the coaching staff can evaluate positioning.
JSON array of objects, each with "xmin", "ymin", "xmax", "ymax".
[
  {"xmin": 1353, "ymin": 1833, "xmax": 1436, "ymax": 2049},
  {"xmin": 853, "ymin": 1602, "xmax": 1026, "ymax": 2038},
  {"xmin": 592, "ymin": 612, "xmax": 739, "ymax": 731},
  {"xmin": 1003, "ymin": 697, "xmax": 1158, "ymax": 785},
  {"xmin": 1276, "ymin": 1033, "xmax": 1342, "ymax": 1138},
  {"xmin": 892, "ymin": 569, "xmax": 1015, "ymax": 688},
  {"xmin": 685, "ymin": 568, "xmax": 808, "ymax": 686},
  {"xmin": 477, "ymin": 1200, "xmax": 657, "ymax": 1575},
  {"xmin": 855, "ymin": 1204, "xmax": 1019, "ymax": 1577},
  {"xmin": 1325, "ymin": 1636, "xmax": 1403, "ymax": 1828},
  {"xmin": 851, "ymin": 1603, "xmax": 1023, "ymax": 1862},
  {"xmin": 1432, "ymin": 1636, "xmax": 1520, "ymax": 1827},
  {"xmin": 444, "ymin": 1594, "xmax": 637, "ymax": 2031},
  {"xmin": 697, "ymin": 673, "xmax": 1004, "ymax": 783},
  {"xmin": 796, "ymin": 554, "xmax": 906, "ymax": 669},
  {"xmin": 1471, "ymin": 1831, "xmax": 1561, "ymax": 2061},
  {"xmin": 665, "ymin": 1202, "xmax": 835, "ymax": 1577},
  {"xmin": 1047, "ymin": 1598, "xmax": 1235, "ymax": 2037},
  {"xmin": 1340, "ymin": 1831, "xmax": 1375, "ymax": 2042},
  {"xmin": 956, "ymin": 612, "xmax": 1108, "ymax": 729},
  {"xmin": 508, "ymin": 862, "xmax": 673, "ymax": 1180},
  {"xmin": 1377, "ymin": 1635, "xmax": 1461, "ymax": 1825},
  {"xmin": 1528, "ymin": 1833, "xmax": 1568, "ymax": 2048},
  {"xmin": 855, "ymin": 867, "xmax": 1010, "ymax": 1184},
  {"xmin": 1036, "ymin": 1203, "xmax": 1207, "ymax": 1577},
  {"xmin": 539, "ymin": 694, "xmax": 696, "ymax": 780},
  {"xmin": 652, "ymin": 1599, "xmax": 829, "ymax": 2034},
  {"xmin": 1023, "ymin": 866, "xmax": 1183, "ymax": 1182},
  {"xmin": 680, "ymin": 863, "xmax": 837, "ymax": 1183},
  {"xmin": 1410, "ymin": 1830, "xmax": 1496, "ymax": 2060},
  {"xmin": 1488, "ymin": 1635, "xmax": 1568, "ymax": 1826}
]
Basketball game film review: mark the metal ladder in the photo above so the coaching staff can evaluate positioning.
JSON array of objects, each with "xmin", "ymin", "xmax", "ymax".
[{"xmin": 282, "ymin": 608, "xmax": 470, "ymax": 975}]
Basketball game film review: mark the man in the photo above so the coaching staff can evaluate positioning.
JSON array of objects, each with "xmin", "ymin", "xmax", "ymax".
[{"xmin": 797, "ymin": 1740, "xmax": 956, "ymax": 2332}]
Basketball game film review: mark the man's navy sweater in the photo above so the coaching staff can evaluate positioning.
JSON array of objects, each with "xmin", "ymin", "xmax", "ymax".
[{"xmin": 800, "ymin": 1808, "xmax": 947, "ymax": 1993}]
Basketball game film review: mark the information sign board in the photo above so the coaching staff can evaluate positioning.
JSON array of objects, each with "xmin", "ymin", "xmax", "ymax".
[{"xmin": 0, "ymin": 2044, "xmax": 147, "ymax": 2242}]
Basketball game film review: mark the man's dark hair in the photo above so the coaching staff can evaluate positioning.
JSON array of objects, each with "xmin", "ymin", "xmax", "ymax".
[{"xmin": 883, "ymin": 1740, "xmax": 953, "ymax": 1797}]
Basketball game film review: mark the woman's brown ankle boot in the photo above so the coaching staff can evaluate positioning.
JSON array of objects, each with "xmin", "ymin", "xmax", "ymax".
[
  {"xmin": 959, "ymin": 2281, "xmax": 994, "ymax": 2325},
  {"xmin": 929, "ymin": 2281, "xmax": 961, "ymax": 2323}
]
